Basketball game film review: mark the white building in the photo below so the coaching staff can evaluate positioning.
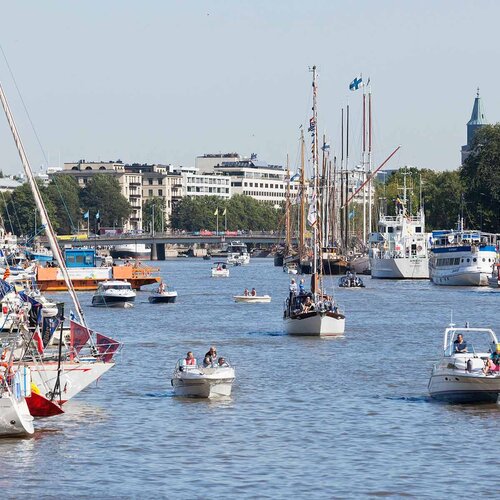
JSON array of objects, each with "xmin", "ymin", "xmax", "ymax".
[
  {"xmin": 174, "ymin": 166, "xmax": 231, "ymax": 198},
  {"xmin": 0, "ymin": 177, "xmax": 22, "ymax": 193},
  {"xmin": 195, "ymin": 153, "xmax": 241, "ymax": 174}
]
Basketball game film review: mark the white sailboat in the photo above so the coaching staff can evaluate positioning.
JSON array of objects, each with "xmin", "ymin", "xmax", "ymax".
[
  {"xmin": 283, "ymin": 66, "xmax": 345, "ymax": 337},
  {"xmin": 0, "ymin": 83, "xmax": 120, "ymax": 409}
]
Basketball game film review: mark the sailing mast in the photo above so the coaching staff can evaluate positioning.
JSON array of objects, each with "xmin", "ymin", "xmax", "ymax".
[
  {"xmin": 299, "ymin": 129, "xmax": 306, "ymax": 259},
  {"xmin": 310, "ymin": 65, "xmax": 320, "ymax": 295},
  {"xmin": 0, "ymin": 83, "xmax": 86, "ymax": 328},
  {"xmin": 285, "ymin": 154, "xmax": 291, "ymax": 254},
  {"xmin": 362, "ymin": 86, "xmax": 367, "ymax": 243},
  {"xmin": 368, "ymin": 85, "xmax": 373, "ymax": 236}
]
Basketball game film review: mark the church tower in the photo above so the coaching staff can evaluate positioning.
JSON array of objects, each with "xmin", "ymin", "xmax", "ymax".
[{"xmin": 461, "ymin": 89, "xmax": 488, "ymax": 164}]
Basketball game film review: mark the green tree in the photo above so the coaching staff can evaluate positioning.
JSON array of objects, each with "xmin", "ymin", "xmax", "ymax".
[
  {"xmin": 143, "ymin": 197, "xmax": 166, "ymax": 233},
  {"xmin": 79, "ymin": 174, "xmax": 131, "ymax": 229},
  {"xmin": 460, "ymin": 124, "xmax": 500, "ymax": 231},
  {"xmin": 47, "ymin": 175, "xmax": 81, "ymax": 234}
]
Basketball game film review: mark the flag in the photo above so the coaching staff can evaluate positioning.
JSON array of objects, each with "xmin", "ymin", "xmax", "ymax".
[
  {"xmin": 96, "ymin": 332, "xmax": 121, "ymax": 363},
  {"xmin": 322, "ymin": 143, "xmax": 330, "ymax": 151},
  {"xmin": 95, "ymin": 211, "xmax": 100, "ymax": 220},
  {"xmin": 290, "ymin": 173, "xmax": 300, "ymax": 182},
  {"xmin": 348, "ymin": 210, "xmax": 356, "ymax": 220},
  {"xmin": 33, "ymin": 326, "xmax": 44, "ymax": 354},
  {"xmin": 0, "ymin": 278, "xmax": 13, "ymax": 298},
  {"xmin": 308, "ymin": 117, "xmax": 315, "ymax": 132},
  {"xmin": 349, "ymin": 76, "xmax": 363, "ymax": 91},
  {"xmin": 83, "ymin": 210, "xmax": 89, "ymax": 220},
  {"xmin": 222, "ymin": 208, "xmax": 227, "ymax": 216},
  {"xmin": 214, "ymin": 208, "xmax": 219, "ymax": 216},
  {"xmin": 70, "ymin": 319, "xmax": 92, "ymax": 359},
  {"xmin": 307, "ymin": 194, "xmax": 317, "ymax": 226},
  {"xmin": 3, "ymin": 267, "xmax": 10, "ymax": 280}
]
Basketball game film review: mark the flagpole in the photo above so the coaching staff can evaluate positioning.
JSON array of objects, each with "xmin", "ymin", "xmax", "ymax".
[
  {"xmin": 87, "ymin": 211, "xmax": 90, "ymax": 238},
  {"xmin": 224, "ymin": 210, "xmax": 227, "ymax": 232},
  {"xmin": 368, "ymin": 84, "xmax": 373, "ymax": 237},
  {"xmin": 216, "ymin": 209, "xmax": 219, "ymax": 235},
  {"xmin": 362, "ymin": 84, "xmax": 367, "ymax": 244}
]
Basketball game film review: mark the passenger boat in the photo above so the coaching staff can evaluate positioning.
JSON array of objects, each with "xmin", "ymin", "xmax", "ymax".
[
  {"xmin": 283, "ymin": 67, "xmax": 345, "ymax": 337},
  {"xmin": 148, "ymin": 283, "xmax": 177, "ymax": 303},
  {"xmin": 226, "ymin": 241, "xmax": 250, "ymax": 265},
  {"xmin": 428, "ymin": 326, "xmax": 500, "ymax": 403},
  {"xmin": 369, "ymin": 176, "xmax": 429, "ymax": 279},
  {"xmin": 429, "ymin": 224, "xmax": 496, "ymax": 286},
  {"xmin": 91, "ymin": 280, "xmax": 136, "ymax": 307},
  {"xmin": 211, "ymin": 262, "xmax": 229, "ymax": 277},
  {"xmin": 233, "ymin": 294, "xmax": 271, "ymax": 303},
  {"xmin": 171, "ymin": 358, "xmax": 235, "ymax": 398}
]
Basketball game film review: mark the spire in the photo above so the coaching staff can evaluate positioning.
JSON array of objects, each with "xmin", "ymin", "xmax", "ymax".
[{"xmin": 467, "ymin": 88, "xmax": 487, "ymax": 126}]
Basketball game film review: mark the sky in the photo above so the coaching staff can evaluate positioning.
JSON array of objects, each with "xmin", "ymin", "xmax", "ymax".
[{"xmin": 0, "ymin": 0, "xmax": 498, "ymax": 176}]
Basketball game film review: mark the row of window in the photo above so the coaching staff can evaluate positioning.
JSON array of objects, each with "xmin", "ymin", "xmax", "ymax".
[
  {"xmin": 243, "ymin": 190, "xmax": 285, "ymax": 198},
  {"xmin": 434, "ymin": 257, "xmax": 493, "ymax": 266},
  {"xmin": 186, "ymin": 177, "xmax": 229, "ymax": 185},
  {"xmin": 186, "ymin": 187, "xmax": 230, "ymax": 194}
]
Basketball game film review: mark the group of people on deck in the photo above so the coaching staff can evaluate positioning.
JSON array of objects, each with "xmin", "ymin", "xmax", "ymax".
[
  {"xmin": 453, "ymin": 333, "xmax": 500, "ymax": 375},
  {"xmin": 288, "ymin": 278, "xmax": 335, "ymax": 314},
  {"xmin": 243, "ymin": 288, "xmax": 257, "ymax": 296},
  {"xmin": 182, "ymin": 346, "xmax": 228, "ymax": 369}
]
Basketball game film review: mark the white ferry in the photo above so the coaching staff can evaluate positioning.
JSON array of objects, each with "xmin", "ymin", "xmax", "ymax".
[{"xmin": 429, "ymin": 228, "xmax": 497, "ymax": 286}]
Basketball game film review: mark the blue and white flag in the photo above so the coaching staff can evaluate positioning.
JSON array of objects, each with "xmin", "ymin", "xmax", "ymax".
[
  {"xmin": 83, "ymin": 210, "xmax": 89, "ymax": 220},
  {"xmin": 290, "ymin": 172, "xmax": 300, "ymax": 182},
  {"xmin": 349, "ymin": 76, "xmax": 363, "ymax": 91}
]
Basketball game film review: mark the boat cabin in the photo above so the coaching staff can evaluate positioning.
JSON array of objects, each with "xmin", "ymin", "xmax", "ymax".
[{"xmin": 64, "ymin": 248, "xmax": 96, "ymax": 268}]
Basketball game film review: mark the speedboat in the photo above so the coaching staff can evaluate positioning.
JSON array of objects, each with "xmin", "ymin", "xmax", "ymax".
[
  {"xmin": 428, "ymin": 326, "xmax": 500, "ymax": 403},
  {"xmin": 148, "ymin": 284, "xmax": 178, "ymax": 303},
  {"xmin": 91, "ymin": 280, "xmax": 136, "ymax": 307},
  {"xmin": 211, "ymin": 262, "xmax": 229, "ymax": 277},
  {"xmin": 171, "ymin": 359, "xmax": 235, "ymax": 398},
  {"xmin": 226, "ymin": 241, "xmax": 250, "ymax": 266},
  {"xmin": 338, "ymin": 273, "xmax": 365, "ymax": 288},
  {"xmin": 234, "ymin": 294, "xmax": 271, "ymax": 303}
]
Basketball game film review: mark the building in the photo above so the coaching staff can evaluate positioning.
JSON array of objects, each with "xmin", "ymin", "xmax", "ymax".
[
  {"xmin": 213, "ymin": 154, "xmax": 298, "ymax": 205},
  {"xmin": 461, "ymin": 89, "xmax": 488, "ymax": 164},
  {"xmin": 0, "ymin": 177, "xmax": 22, "ymax": 193},
  {"xmin": 175, "ymin": 166, "xmax": 231, "ymax": 199},
  {"xmin": 195, "ymin": 153, "xmax": 241, "ymax": 174},
  {"xmin": 57, "ymin": 161, "xmax": 143, "ymax": 232}
]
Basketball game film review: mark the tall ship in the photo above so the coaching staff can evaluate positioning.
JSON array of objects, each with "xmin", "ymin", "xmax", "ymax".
[
  {"xmin": 369, "ymin": 175, "xmax": 429, "ymax": 279},
  {"xmin": 429, "ymin": 223, "xmax": 496, "ymax": 286}
]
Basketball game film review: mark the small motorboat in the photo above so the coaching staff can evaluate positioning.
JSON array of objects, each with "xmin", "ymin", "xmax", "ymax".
[
  {"xmin": 148, "ymin": 283, "xmax": 178, "ymax": 303},
  {"xmin": 171, "ymin": 358, "xmax": 235, "ymax": 398},
  {"xmin": 428, "ymin": 325, "xmax": 500, "ymax": 403},
  {"xmin": 338, "ymin": 272, "xmax": 365, "ymax": 288},
  {"xmin": 234, "ymin": 294, "xmax": 271, "ymax": 303},
  {"xmin": 211, "ymin": 262, "xmax": 229, "ymax": 277},
  {"xmin": 91, "ymin": 280, "xmax": 136, "ymax": 308},
  {"xmin": 283, "ymin": 265, "xmax": 298, "ymax": 275}
]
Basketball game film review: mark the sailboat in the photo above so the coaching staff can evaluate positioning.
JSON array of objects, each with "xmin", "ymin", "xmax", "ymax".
[
  {"xmin": 283, "ymin": 66, "xmax": 345, "ymax": 337},
  {"xmin": 0, "ymin": 83, "xmax": 120, "ymax": 409}
]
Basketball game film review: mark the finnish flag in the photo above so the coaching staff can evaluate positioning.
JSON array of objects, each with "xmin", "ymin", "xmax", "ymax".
[{"xmin": 349, "ymin": 77, "xmax": 363, "ymax": 91}]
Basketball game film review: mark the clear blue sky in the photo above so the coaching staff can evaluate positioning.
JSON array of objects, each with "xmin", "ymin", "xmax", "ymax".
[{"xmin": 0, "ymin": 0, "xmax": 498, "ymax": 175}]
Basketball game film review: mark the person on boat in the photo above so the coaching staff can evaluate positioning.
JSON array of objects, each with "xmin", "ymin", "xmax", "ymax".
[
  {"xmin": 217, "ymin": 357, "xmax": 229, "ymax": 367},
  {"xmin": 182, "ymin": 351, "xmax": 196, "ymax": 366},
  {"xmin": 158, "ymin": 282, "xmax": 166, "ymax": 293},
  {"xmin": 299, "ymin": 279, "xmax": 306, "ymax": 295},
  {"xmin": 289, "ymin": 279, "xmax": 298, "ymax": 295},
  {"xmin": 483, "ymin": 344, "xmax": 500, "ymax": 375},
  {"xmin": 251, "ymin": 288, "xmax": 257, "ymax": 296},
  {"xmin": 453, "ymin": 334, "xmax": 468, "ymax": 353},
  {"xmin": 243, "ymin": 288, "xmax": 249, "ymax": 296},
  {"xmin": 301, "ymin": 296, "xmax": 314, "ymax": 313},
  {"xmin": 204, "ymin": 346, "xmax": 217, "ymax": 367},
  {"xmin": 216, "ymin": 264, "xmax": 222, "ymax": 271}
]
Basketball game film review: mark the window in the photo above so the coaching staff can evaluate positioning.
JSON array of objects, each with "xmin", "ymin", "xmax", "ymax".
[
  {"xmin": 149, "ymin": 179, "xmax": 153, "ymax": 185},
  {"xmin": 159, "ymin": 189, "xmax": 163, "ymax": 196},
  {"xmin": 148, "ymin": 189, "xmax": 153, "ymax": 196},
  {"xmin": 158, "ymin": 178, "xmax": 163, "ymax": 185}
]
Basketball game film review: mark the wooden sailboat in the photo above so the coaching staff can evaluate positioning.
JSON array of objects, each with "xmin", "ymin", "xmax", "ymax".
[
  {"xmin": 0, "ymin": 84, "xmax": 120, "ymax": 410},
  {"xmin": 283, "ymin": 66, "xmax": 345, "ymax": 336}
]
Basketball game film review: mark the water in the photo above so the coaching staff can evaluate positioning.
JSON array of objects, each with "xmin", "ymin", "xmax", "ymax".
[{"xmin": 1, "ymin": 259, "xmax": 499, "ymax": 498}]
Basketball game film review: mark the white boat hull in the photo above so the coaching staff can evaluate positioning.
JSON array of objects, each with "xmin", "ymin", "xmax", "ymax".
[
  {"xmin": 370, "ymin": 257, "xmax": 429, "ymax": 279},
  {"xmin": 429, "ymin": 371, "xmax": 500, "ymax": 403},
  {"xmin": 0, "ymin": 393, "xmax": 34, "ymax": 437},
  {"xmin": 28, "ymin": 361, "xmax": 115, "ymax": 403},
  {"xmin": 211, "ymin": 270, "xmax": 229, "ymax": 277},
  {"xmin": 234, "ymin": 295, "xmax": 271, "ymax": 303},
  {"xmin": 172, "ymin": 367, "xmax": 235, "ymax": 398},
  {"xmin": 284, "ymin": 312, "xmax": 345, "ymax": 337},
  {"xmin": 431, "ymin": 270, "xmax": 489, "ymax": 286}
]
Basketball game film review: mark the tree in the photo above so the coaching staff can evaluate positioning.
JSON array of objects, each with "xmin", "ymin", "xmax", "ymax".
[
  {"xmin": 143, "ymin": 197, "xmax": 166, "ymax": 233},
  {"xmin": 79, "ymin": 174, "xmax": 131, "ymax": 229},
  {"xmin": 460, "ymin": 124, "xmax": 500, "ymax": 231},
  {"xmin": 47, "ymin": 175, "xmax": 81, "ymax": 234}
]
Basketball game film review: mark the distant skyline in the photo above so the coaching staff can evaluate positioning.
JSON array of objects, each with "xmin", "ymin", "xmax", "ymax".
[{"xmin": 0, "ymin": 1, "xmax": 498, "ymax": 176}]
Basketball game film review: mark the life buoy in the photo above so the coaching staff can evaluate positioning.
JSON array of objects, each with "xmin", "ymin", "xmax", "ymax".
[{"xmin": 417, "ymin": 245, "xmax": 423, "ymax": 252}]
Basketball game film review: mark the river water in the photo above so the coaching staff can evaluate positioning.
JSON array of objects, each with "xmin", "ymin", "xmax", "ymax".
[{"xmin": 1, "ymin": 259, "xmax": 498, "ymax": 498}]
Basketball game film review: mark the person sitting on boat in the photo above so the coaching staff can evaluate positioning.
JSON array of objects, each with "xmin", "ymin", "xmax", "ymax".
[
  {"xmin": 243, "ymin": 288, "xmax": 249, "ymax": 296},
  {"xmin": 203, "ymin": 346, "xmax": 217, "ymax": 367},
  {"xmin": 251, "ymin": 288, "xmax": 257, "ymax": 296},
  {"xmin": 299, "ymin": 279, "xmax": 306, "ymax": 295},
  {"xmin": 182, "ymin": 351, "xmax": 196, "ymax": 368},
  {"xmin": 453, "ymin": 334, "xmax": 468, "ymax": 353},
  {"xmin": 158, "ymin": 282, "xmax": 166, "ymax": 293},
  {"xmin": 483, "ymin": 344, "xmax": 500, "ymax": 375},
  {"xmin": 217, "ymin": 357, "xmax": 229, "ymax": 367},
  {"xmin": 301, "ymin": 296, "xmax": 314, "ymax": 313},
  {"xmin": 289, "ymin": 279, "xmax": 298, "ymax": 296},
  {"xmin": 216, "ymin": 264, "xmax": 222, "ymax": 271}
]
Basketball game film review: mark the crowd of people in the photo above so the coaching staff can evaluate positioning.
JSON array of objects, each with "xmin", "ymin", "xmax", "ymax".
[{"xmin": 287, "ymin": 278, "xmax": 336, "ymax": 314}]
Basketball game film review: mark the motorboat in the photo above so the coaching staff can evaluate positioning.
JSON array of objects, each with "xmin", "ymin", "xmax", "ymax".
[
  {"xmin": 148, "ymin": 283, "xmax": 177, "ymax": 303},
  {"xmin": 428, "ymin": 326, "xmax": 500, "ymax": 403},
  {"xmin": 211, "ymin": 262, "xmax": 229, "ymax": 277},
  {"xmin": 91, "ymin": 280, "xmax": 136, "ymax": 307},
  {"xmin": 487, "ymin": 263, "xmax": 500, "ymax": 288},
  {"xmin": 234, "ymin": 294, "xmax": 271, "ymax": 303},
  {"xmin": 171, "ymin": 358, "xmax": 235, "ymax": 398},
  {"xmin": 226, "ymin": 241, "xmax": 250, "ymax": 266},
  {"xmin": 283, "ymin": 264, "xmax": 298, "ymax": 275},
  {"xmin": 338, "ymin": 272, "xmax": 365, "ymax": 288}
]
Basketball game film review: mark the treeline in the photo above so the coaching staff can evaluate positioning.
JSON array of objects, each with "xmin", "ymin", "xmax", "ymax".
[
  {"xmin": 170, "ymin": 195, "xmax": 283, "ymax": 232},
  {"xmin": 0, "ymin": 174, "xmax": 131, "ymax": 237}
]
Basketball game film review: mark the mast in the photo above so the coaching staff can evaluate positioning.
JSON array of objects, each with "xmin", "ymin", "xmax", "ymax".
[
  {"xmin": 0, "ymin": 83, "xmax": 87, "ymax": 327},
  {"xmin": 299, "ymin": 129, "xmax": 306, "ymax": 257},
  {"xmin": 285, "ymin": 154, "xmax": 291, "ymax": 253},
  {"xmin": 368, "ymin": 86, "xmax": 373, "ymax": 237},
  {"xmin": 310, "ymin": 65, "xmax": 320, "ymax": 295},
  {"xmin": 340, "ymin": 108, "xmax": 345, "ymax": 251},
  {"xmin": 362, "ymin": 88, "xmax": 367, "ymax": 243},
  {"xmin": 345, "ymin": 103, "xmax": 350, "ymax": 251}
]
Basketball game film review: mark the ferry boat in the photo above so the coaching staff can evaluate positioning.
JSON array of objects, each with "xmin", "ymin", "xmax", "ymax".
[
  {"xmin": 429, "ymin": 226, "xmax": 497, "ymax": 286},
  {"xmin": 369, "ymin": 197, "xmax": 429, "ymax": 279}
]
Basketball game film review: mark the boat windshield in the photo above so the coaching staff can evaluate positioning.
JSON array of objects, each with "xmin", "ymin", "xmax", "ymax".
[
  {"xmin": 101, "ymin": 284, "xmax": 132, "ymax": 290},
  {"xmin": 445, "ymin": 329, "xmax": 496, "ymax": 356}
]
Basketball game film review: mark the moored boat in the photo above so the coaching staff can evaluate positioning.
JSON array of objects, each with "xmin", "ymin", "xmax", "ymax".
[{"xmin": 428, "ymin": 326, "xmax": 500, "ymax": 403}]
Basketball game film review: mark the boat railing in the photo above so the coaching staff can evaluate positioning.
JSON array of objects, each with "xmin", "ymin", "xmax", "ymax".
[{"xmin": 131, "ymin": 265, "xmax": 160, "ymax": 278}]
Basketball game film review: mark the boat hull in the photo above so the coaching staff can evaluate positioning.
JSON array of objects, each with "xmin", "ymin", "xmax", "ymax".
[
  {"xmin": 284, "ymin": 311, "xmax": 345, "ymax": 337},
  {"xmin": 370, "ymin": 257, "xmax": 429, "ymax": 279},
  {"xmin": 0, "ymin": 394, "xmax": 34, "ymax": 437},
  {"xmin": 234, "ymin": 295, "xmax": 271, "ymax": 303},
  {"xmin": 431, "ymin": 270, "xmax": 489, "ymax": 286},
  {"xmin": 172, "ymin": 368, "xmax": 235, "ymax": 398},
  {"xmin": 92, "ymin": 295, "xmax": 135, "ymax": 307},
  {"xmin": 149, "ymin": 293, "xmax": 177, "ymax": 303},
  {"xmin": 428, "ymin": 372, "xmax": 500, "ymax": 403}
]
